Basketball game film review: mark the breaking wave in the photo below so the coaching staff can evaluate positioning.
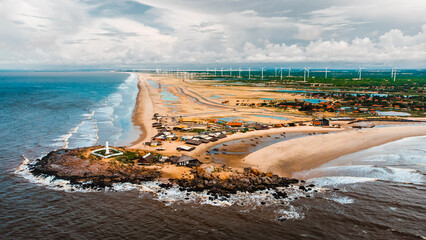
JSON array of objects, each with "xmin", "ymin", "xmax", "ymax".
[
  {"xmin": 51, "ymin": 73, "xmax": 140, "ymax": 149},
  {"xmin": 296, "ymin": 136, "xmax": 426, "ymax": 187}
]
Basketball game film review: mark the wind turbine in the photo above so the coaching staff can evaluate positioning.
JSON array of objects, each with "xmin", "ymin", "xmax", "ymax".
[
  {"xmin": 261, "ymin": 67, "xmax": 265, "ymax": 80},
  {"xmin": 229, "ymin": 67, "xmax": 232, "ymax": 77},
  {"xmin": 304, "ymin": 67, "xmax": 308, "ymax": 82},
  {"xmin": 358, "ymin": 67, "xmax": 362, "ymax": 80},
  {"xmin": 307, "ymin": 67, "xmax": 310, "ymax": 78},
  {"xmin": 248, "ymin": 67, "xmax": 252, "ymax": 79},
  {"xmin": 325, "ymin": 67, "xmax": 329, "ymax": 79},
  {"xmin": 288, "ymin": 68, "xmax": 291, "ymax": 77},
  {"xmin": 214, "ymin": 68, "xmax": 217, "ymax": 76},
  {"xmin": 280, "ymin": 67, "xmax": 283, "ymax": 80},
  {"xmin": 393, "ymin": 67, "xmax": 397, "ymax": 81}
]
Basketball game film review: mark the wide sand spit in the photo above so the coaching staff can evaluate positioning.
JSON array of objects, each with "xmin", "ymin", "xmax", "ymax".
[{"xmin": 243, "ymin": 126, "xmax": 426, "ymax": 177}]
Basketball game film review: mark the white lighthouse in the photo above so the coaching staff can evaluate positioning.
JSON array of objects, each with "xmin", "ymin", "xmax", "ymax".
[
  {"xmin": 90, "ymin": 140, "xmax": 123, "ymax": 158},
  {"xmin": 105, "ymin": 141, "xmax": 110, "ymax": 154}
]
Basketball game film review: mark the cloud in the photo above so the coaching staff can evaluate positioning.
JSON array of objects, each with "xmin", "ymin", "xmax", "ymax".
[{"xmin": 0, "ymin": 0, "xmax": 425, "ymax": 68}]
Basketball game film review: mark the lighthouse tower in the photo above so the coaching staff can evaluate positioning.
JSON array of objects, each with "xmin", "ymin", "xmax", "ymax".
[{"xmin": 105, "ymin": 141, "xmax": 110, "ymax": 155}]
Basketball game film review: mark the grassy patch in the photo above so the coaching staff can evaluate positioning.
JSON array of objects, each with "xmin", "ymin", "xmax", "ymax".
[{"xmin": 114, "ymin": 151, "xmax": 142, "ymax": 164}]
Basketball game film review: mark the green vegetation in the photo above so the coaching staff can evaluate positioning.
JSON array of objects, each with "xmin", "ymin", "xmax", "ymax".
[
  {"xmin": 115, "ymin": 151, "xmax": 142, "ymax": 164},
  {"xmin": 195, "ymin": 69, "xmax": 425, "ymax": 117},
  {"xmin": 96, "ymin": 149, "xmax": 121, "ymax": 155}
]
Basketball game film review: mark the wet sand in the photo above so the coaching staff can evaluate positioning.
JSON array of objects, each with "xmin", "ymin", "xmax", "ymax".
[
  {"xmin": 131, "ymin": 74, "xmax": 157, "ymax": 147},
  {"xmin": 206, "ymin": 132, "xmax": 312, "ymax": 168},
  {"xmin": 243, "ymin": 126, "xmax": 426, "ymax": 177},
  {"xmin": 191, "ymin": 126, "xmax": 343, "ymax": 160}
]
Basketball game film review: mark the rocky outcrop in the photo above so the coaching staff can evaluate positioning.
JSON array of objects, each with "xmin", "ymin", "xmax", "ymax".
[
  {"xmin": 30, "ymin": 149, "xmax": 161, "ymax": 188},
  {"xmin": 30, "ymin": 149, "xmax": 304, "ymax": 196},
  {"xmin": 171, "ymin": 167, "xmax": 300, "ymax": 198}
]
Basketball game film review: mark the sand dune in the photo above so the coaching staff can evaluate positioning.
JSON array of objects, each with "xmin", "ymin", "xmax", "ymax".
[{"xmin": 243, "ymin": 126, "xmax": 426, "ymax": 177}]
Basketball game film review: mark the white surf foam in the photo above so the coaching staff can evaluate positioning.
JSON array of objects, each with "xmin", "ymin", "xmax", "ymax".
[
  {"xmin": 136, "ymin": 182, "xmax": 318, "ymax": 219},
  {"xmin": 326, "ymin": 196, "xmax": 355, "ymax": 204},
  {"xmin": 308, "ymin": 176, "xmax": 377, "ymax": 187},
  {"xmin": 296, "ymin": 136, "xmax": 426, "ymax": 186},
  {"xmin": 15, "ymin": 156, "xmax": 97, "ymax": 193},
  {"xmin": 60, "ymin": 121, "xmax": 84, "ymax": 149},
  {"xmin": 54, "ymin": 72, "xmax": 138, "ymax": 149},
  {"xmin": 15, "ymin": 157, "xmax": 316, "ymax": 219},
  {"xmin": 275, "ymin": 205, "xmax": 305, "ymax": 220}
]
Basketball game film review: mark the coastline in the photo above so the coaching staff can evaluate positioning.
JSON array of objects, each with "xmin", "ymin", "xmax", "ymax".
[
  {"xmin": 130, "ymin": 74, "xmax": 157, "ymax": 147},
  {"xmin": 243, "ymin": 126, "xmax": 426, "ymax": 177}
]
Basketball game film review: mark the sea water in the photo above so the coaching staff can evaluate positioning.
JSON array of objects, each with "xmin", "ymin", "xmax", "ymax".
[{"xmin": 0, "ymin": 71, "xmax": 139, "ymax": 160}]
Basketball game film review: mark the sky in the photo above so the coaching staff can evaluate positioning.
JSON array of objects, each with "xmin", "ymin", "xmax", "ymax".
[{"xmin": 1, "ymin": 0, "xmax": 426, "ymax": 69}]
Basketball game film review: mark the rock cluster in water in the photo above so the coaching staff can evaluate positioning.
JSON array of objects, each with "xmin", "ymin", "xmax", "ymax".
[{"xmin": 170, "ymin": 167, "xmax": 300, "ymax": 198}]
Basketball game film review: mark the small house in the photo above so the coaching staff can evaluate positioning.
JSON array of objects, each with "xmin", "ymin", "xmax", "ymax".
[
  {"xmin": 177, "ymin": 145, "xmax": 195, "ymax": 151},
  {"xmin": 177, "ymin": 155, "xmax": 201, "ymax": 167},
  {"xmin": 159, "ymin": 156, "xmax": 168, "ymax": 163},
  {"xmin": 138, "ymin": 153, "xmax": 155, "ymax": 165},
  {"xmin": 165, "ymin": 156, "xmax": 180, "ymax": 164},
  {"xmin": 185, "ymin": 139, "xmax": 202, "ymax": 146},
  {"xmin": 312, "ymin": 118, "xmax": 330, "ymax": 127},
  {"xmin": 254, "ymin": 125, "xmax": 268, "ymax": 130},
  {"xmin": 228, "ymin": 122, "xmax": 243, "ymax": 127}
]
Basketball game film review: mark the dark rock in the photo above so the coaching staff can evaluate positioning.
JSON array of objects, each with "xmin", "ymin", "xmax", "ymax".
[{"xmin": 30, "ymin": 149, "xmax": 161, "ymax": 188}]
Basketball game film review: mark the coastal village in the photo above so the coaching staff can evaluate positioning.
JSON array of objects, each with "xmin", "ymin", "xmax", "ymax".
[
  {"xmin": 29, "ymin": 71, "xmax": 425, "ymax": 195},
  {"xmin": 25, "ymin": 68, "xmax": 425, "ymax": 198}
]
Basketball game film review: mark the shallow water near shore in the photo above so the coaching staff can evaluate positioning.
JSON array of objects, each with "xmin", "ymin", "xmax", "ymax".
[{"xmin": 1, "ymin": 72, "xmax": 425, "ymax": 239}]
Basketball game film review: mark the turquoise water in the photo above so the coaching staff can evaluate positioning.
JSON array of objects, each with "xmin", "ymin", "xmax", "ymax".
[
  {"xmin": 146, "ymin": 79, "xmax": 179, "ymax": 102},
  {"xmin": 261, "ymin": 89, "xmax": 315, "ymax": 93},
  {"xmin": 260, "ymin": 98, "xmax": 275, "ymax": 100},
  {"xmin": 376, "ymin": 111, "xmax": 411, "ymax": 116},
  {"xmin": 160, "ymin": 89, "xmax": 179, "ymax": 101},
  {"xmin": 217, "ymin": 117, "xmax": 246, "ymax": 122},
  {"xmin": 0, "ymin": 71, "xmax": 139, "ymax": 151},
  {"xmin": 302, "ymin": 99, "xmax": 328, "ymax": 104},
  {"xmin": 350, "ymin": 93, "xmax": 389, "ymax": 97},
  {"xmin": 209, "ymin": 95, "xmax": 223, "ymax": 99},
  {"xmin": 250, "ymin": 115, "xmax": 289, "ymax": 120},
  {"xmin": 146, "ymin": 79, "xmax": 159, "ymax": 89}
]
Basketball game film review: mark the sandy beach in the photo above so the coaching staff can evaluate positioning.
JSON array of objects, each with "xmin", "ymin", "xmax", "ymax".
[
  {"xmin": 190, "ymin": 126, "xmax": 343, "ymax": 159},
  {"xmin": 243, "ymin": 126, "xmax": 426, "ymax": 177},
  {"xmin": 131, "ymin": 74, "xmax": 161, "ymax": 147}
]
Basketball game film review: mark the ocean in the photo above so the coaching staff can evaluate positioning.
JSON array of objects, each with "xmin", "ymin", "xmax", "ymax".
[{"xmin": 1, "ymin": 72, "xmax": 425, "ymax": 239}]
